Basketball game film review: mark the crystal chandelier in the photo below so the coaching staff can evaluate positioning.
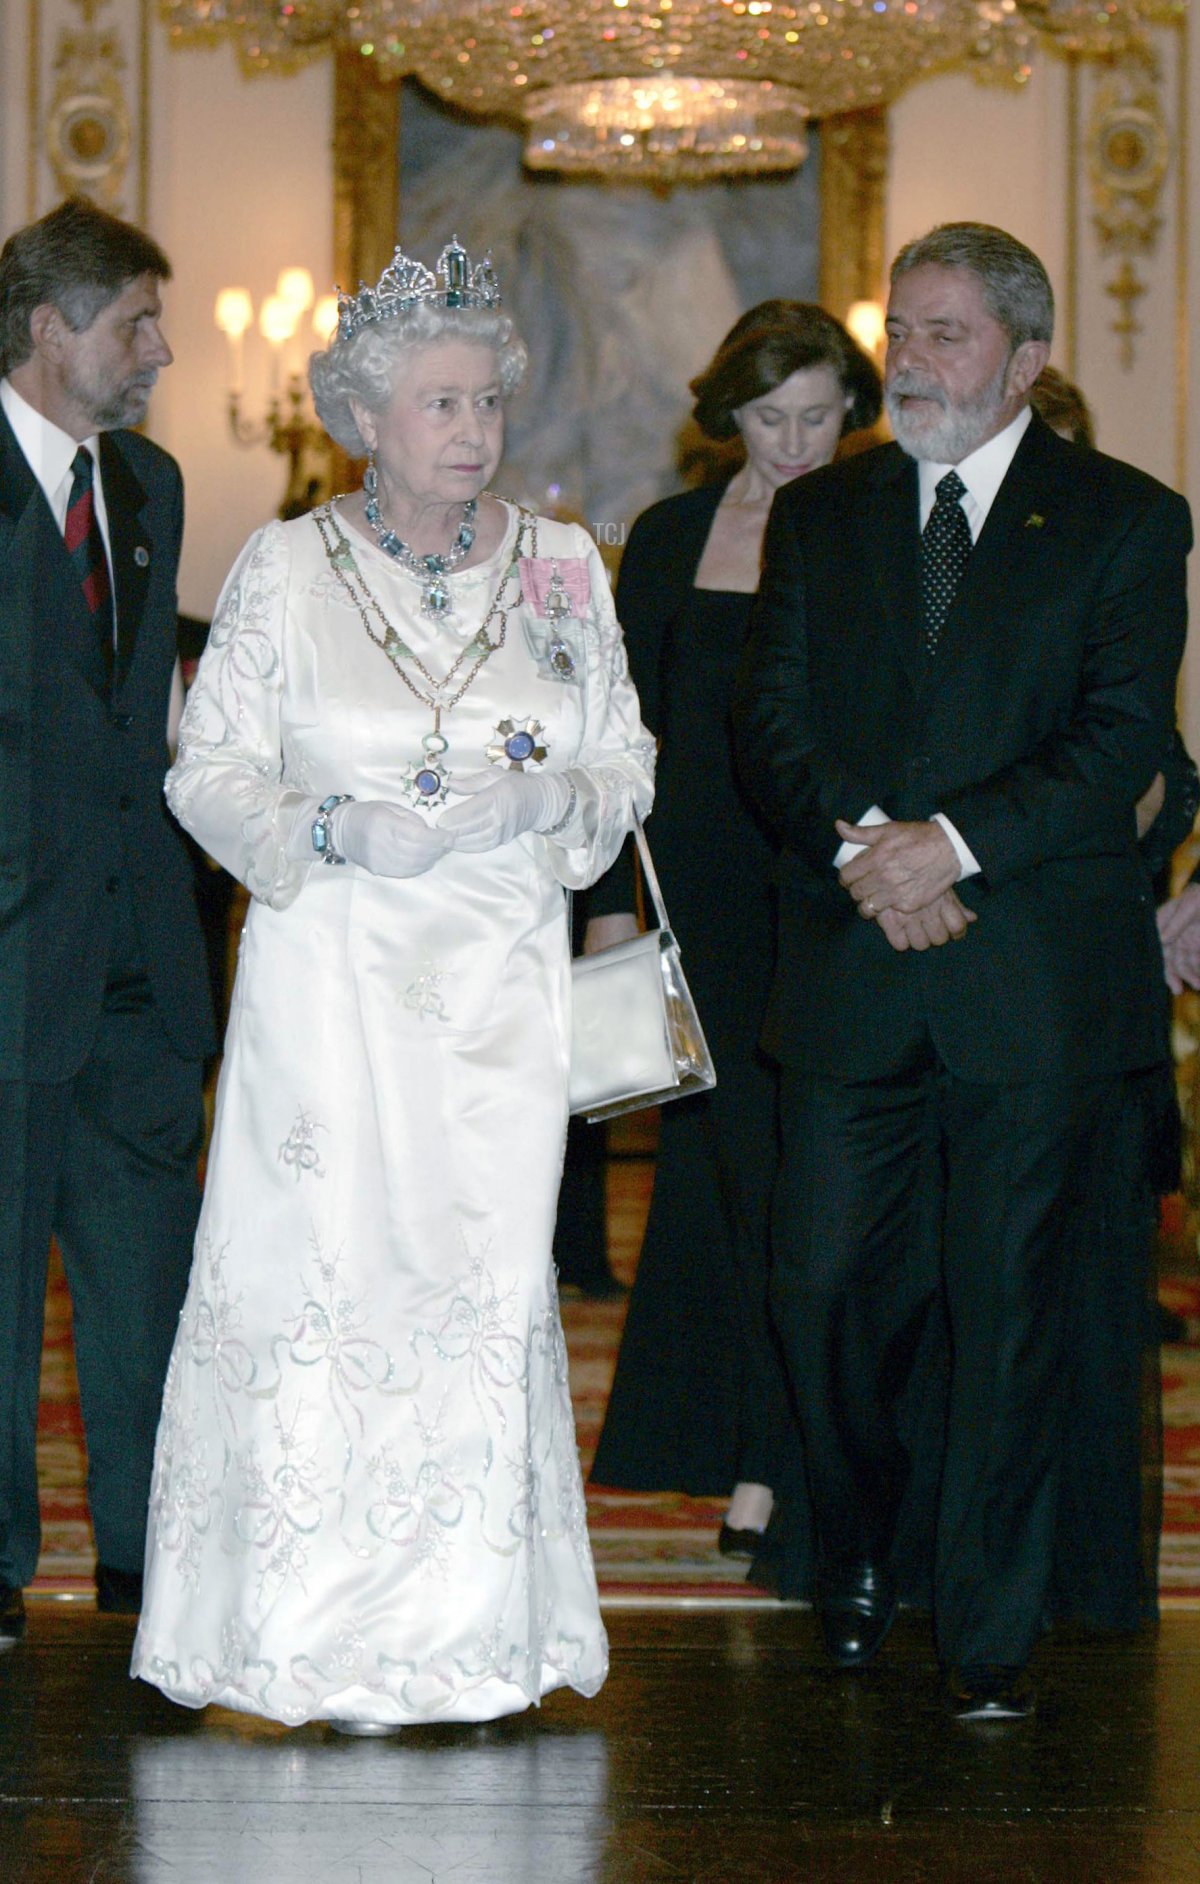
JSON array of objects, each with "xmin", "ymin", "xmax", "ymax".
[
  {"xmin": 524, "ymin": 77, "xmax": 811, "ymax": 180},
  {"xmin": 161, "ymin": 0, "xmax": 1183, "ymax": 180}
]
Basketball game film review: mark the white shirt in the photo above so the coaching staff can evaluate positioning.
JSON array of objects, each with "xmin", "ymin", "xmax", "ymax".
[
  {"xmin": 918, "ymin": 404, "xmax": 1031, "ymax": 539},
  {"xmin": 0, "ymin": 377, "xmax": 113, "ymax": 567},
  {"xmin": 835, "ymin": 405, "xmax": 1035, "ymax": 881}
]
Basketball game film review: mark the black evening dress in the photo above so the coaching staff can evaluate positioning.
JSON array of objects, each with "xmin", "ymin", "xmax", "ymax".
[{"xmin": 589, "ymin": 484, "xmax": 797, "ymax": 1496}]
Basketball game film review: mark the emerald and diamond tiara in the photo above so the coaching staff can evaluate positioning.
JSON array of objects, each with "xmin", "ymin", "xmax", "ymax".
[{"xmin": 335, "ymin": 238, "xmax": 502, "ymax": 341}]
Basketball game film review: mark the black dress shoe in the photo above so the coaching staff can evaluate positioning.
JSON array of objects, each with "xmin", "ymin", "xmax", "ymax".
[
  {"xmin": 946, "ymin": 1665, "xmax": 1035, "ymax": 1723},
  {"xmin": 718, "ymin": 1522, "xmax": 766, "ymax": 1562},
  {"xmin": 815, "ymin": 1561, "xmax": 898, "ymax": 1668},
  {"xmin": 0, "ymin": 1583, "xmax": 26, "ymax": 1646},
  {"xmin": 95, "ymin": 1564, "xmax": 143, "ymax": 1615}
]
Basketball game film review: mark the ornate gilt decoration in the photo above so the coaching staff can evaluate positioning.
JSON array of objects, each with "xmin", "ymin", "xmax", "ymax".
[
  {"xmin": 45, "ymin": 0, "xmax": 132, "ymax": 210},
  {"xmin": 819, "ymin": 108, "xmax": 889, "ymax": 325},
  {"xmin": 333, "ymin": 47, "xmax": 401, "ymax": 295},
  {"xmin": 161, "ymin": 0, "xmax": 1184, "ymax": 187},
  {"xmin": 329, "ymin": 49, "xmax": 400, "ymax": 495},
  {"xmin": 1085, "ymin": 39, "xmax": 1171, "ymax": 367},
  {"xmin": 160, "ymin": 0, "xmax": 1034, "ymax": 182}
]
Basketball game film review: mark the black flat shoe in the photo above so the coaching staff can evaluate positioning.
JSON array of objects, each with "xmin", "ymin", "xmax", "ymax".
[
  {"xmin": 0, "ymin": 1583, "xmax": 26, "ymax": 1646},
  {"xmin": 815, "ymin": 1560, "xmax": 897, "ymax": 1668},
  {"xmin": 718, "ymin": 1522, "xmax": 766, "ymax": 1562},
  {"xmin": 95, "ymin": 1564, "xmax": 143, "ymax": 1615},
  {"xmin": 946, "ymin": 1664, "xmax": 1035, "ymax": 1723}
]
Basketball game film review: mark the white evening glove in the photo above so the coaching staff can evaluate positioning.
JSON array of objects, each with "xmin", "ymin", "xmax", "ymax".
[
  {"xmin": 334, "ymin": 800, "xmax": 450, "ymax": 876},
  {"xmin": 287, "ymin": 797, "xmax": 449, "ymax": 878},
  {"xmin": 437, "ymin": 770, "xmax": 576, "ymax": 853}
]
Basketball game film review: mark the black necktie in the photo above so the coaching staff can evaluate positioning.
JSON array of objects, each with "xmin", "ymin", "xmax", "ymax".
[
  {"xmin": 920, "ymin": 469, "xmax": 972, "ymax": 657},
  {"xmin": 65, "ymin": 446, "xmax": 114, "ymax": 674}
]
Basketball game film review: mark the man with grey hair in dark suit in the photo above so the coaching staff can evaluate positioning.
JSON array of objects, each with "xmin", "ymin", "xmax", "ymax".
[
  {"xmin": 0, "ymin": 198, "xmax": 214, "ymax": 1641},
  {"xmin": 735, "ymin": 222, "xmax": 1190, "ymax": 1721}
]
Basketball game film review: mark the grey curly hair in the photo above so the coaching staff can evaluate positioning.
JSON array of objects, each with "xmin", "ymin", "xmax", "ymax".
[{"xmin": 308, "ymin": 302, "xmax": 528, "ymax": 456}]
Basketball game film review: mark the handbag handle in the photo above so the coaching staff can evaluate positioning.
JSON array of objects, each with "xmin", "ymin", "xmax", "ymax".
[
  {"xmin": 630, "ymin": 810, "xmax": 671, "ymax": 934},
  {"xmin": 565, "ymin": 809, "xmax": 673, "ymax": 943}
]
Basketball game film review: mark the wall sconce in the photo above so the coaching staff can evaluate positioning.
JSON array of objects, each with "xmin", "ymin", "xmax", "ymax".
[
  {"xmin": 845, "ymin": 298, "xmax": 887, "ymax": 361},
  {"xmin": 214, "ymin": 268, "xmax": 340, "ymax": 519}
]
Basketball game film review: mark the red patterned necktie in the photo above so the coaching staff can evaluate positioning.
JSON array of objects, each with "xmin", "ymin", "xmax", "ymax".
[{"xmin": 64, "ymin": 446, "xmax": 114, "ymax": 671}]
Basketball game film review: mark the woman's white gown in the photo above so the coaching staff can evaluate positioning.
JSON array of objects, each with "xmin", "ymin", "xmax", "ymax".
[{"xmin": 131, "ymin": 503, "xmax": 654, "ymax": 1728}]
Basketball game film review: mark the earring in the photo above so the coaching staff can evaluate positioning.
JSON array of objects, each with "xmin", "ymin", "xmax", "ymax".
[{"xmin": 363, "ymin": 450, "xmax": 378, "ymax": 498}]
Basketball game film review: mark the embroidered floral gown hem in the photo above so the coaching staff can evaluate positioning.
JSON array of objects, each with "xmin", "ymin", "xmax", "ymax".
[{"xmin": 131, "ymin": 505, "xmax": 653, "ymax": 1727}]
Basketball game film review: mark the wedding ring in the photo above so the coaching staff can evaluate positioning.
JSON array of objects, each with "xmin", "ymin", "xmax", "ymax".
[{"xmin": 865, "ymin": 897, "xmax": 876, "ymax": 917}]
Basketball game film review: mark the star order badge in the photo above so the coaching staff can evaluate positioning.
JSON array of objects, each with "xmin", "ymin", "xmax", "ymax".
[
  {"xmin": 486, "ymin": 717, "xmax": 549, "ymax": 771},
  {"xmin": 401, "ymin": 730, "xmax": 452, "ymax": 807}
]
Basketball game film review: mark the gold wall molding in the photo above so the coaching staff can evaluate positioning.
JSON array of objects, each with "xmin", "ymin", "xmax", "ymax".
[
  {"xmin": 1065, "ymin": 53, "xmax": 1080, "ymax": 378},
  {"xmin": 1064, "ymin": 20, "xmax": 1186, "ymax": 488},
  {"xmin": 24, "ymin": 0, "xmax": 151, "ymax": 222},
  {"xmin": 818, "ymin": 107, "xmax": 889, "ymax": 323},
  {"xmin": 330, "ymin": 49, "xmax": 400, "ymax": 494},
  {"xmin": 1085, "ymin": 37, "xmax": 1172, "ymax": 368},
  {"xmin": 332, "ymin": 50, "xmax": 400, "ymax": 301},
  {"xmin": 27, "ymin": 0, "xmax": 43, "ymax": 218},
  {"xmin": 1174, "ymin": 5, "xmax": 1187, "ymax": 494}
]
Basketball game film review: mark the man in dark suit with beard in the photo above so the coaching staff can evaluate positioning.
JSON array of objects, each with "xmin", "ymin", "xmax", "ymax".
[
  {"xmin": 733, "ymin": 223, "xmax": 1190, "ymax": 1720},
  {"xmin": 0, "ymin": 199, "xmax": 214, "ymax": 1640}
]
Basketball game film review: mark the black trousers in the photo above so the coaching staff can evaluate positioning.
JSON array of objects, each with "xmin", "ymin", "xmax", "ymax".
[
  {"xmin": 772, "ymin": 1041, "xmax": 1115, "ymax": 1670},
  {"xmin": 0, "ymin": 895, "xmax": 203, "ymax": 1588}
]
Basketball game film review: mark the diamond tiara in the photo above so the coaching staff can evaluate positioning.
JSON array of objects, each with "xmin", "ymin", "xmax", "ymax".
[{"xmin": 335, "ymin": 238, "xmax": 502, "ymax": 341}]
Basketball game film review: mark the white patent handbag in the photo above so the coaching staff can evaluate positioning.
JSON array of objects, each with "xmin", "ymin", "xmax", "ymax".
[{"xmin": 568, "ymin": 814, "xmax": 717, "ymax": 1124}]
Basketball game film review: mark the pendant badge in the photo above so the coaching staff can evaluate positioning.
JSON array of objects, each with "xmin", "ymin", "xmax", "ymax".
[
  {"xmin": 402, "ymin": 729, "xmax": 452, "ymax": 806},
  {"xmin": 486, "ymin": 716, "xmax": 549, "ymax": 771},
  {"xmin": 543, "ymin": 562, "xmax": 577, "ymax": 679},
  {"xmin": 421, "ymin": 575, "xmax": 454, "ymax": 620},
  {"xmin": 544, "ymin": 564, "xmax": 571, "ymax": 623},
  {"xmin": 546, "ymin": 638, "xmax": 576, "ymax": 680}
]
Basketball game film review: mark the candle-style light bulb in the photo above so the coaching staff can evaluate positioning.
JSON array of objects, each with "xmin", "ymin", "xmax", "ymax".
[
  {"xmin": 260, "ymin": 294, "xmax": 299, "ymax": 394},
  {"xmin": 845, "ymin": 298, "xmax": 886, "ymax": 360},
  {"xmin": 277, "ymin": 267, "xmax": 315, "ymax": 314},
  {"xmin": 214, "ymin": 286, "xmax": 254, "ymax": 395},
  {"xmin": 312, "ymin": 295, "xmax": 339, "ymax": 345}
]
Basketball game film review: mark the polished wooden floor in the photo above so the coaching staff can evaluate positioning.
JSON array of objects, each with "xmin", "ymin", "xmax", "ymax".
[{"xmin": 3, "ymin": 1604, "xmax": 1199, "ymax": 1883}]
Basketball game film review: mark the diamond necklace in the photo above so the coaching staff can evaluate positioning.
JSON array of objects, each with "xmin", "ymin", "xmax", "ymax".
[
  {"xmin": 361, "ymin": 458, "xmax": 477, "ymax": 620},
  {"xmin": 313, "ymin": 499, "xmax": 537, "ymax": 808}
]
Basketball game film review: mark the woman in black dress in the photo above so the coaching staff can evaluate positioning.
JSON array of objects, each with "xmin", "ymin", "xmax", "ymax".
[{"xmin": 588, "ymin": 304, "xmax": 881, "ymax": 1555}]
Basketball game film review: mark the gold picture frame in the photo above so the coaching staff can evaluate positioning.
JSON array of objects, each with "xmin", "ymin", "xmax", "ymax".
[{"xmin": 331, "ymin": 53, "xmax": 888, "ymax": 340}]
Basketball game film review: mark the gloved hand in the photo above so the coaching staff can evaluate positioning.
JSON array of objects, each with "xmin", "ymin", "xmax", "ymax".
[
  {"xmin": 437, "ymin": 770, "xmax": 574, "ymax": 854},
  {"xmin": 289, "ymin": 797, "xmax": 450, "ymax": 877},
  {"xmin": 334, "ymin": 800, "xmax": 451, "ymax": 877}
]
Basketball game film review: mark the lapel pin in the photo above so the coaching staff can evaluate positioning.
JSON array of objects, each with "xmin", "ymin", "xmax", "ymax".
[
  {"xmin": 1024, "ymin": 513, "xmax": 1045, "ymax": 529},
  {"xmin": 134, "ymin": 545, "xmax": 150, "ymax": 566}
]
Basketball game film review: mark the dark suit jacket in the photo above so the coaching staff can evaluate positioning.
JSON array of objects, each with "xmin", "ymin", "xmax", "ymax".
[
  {"xmin": 732, "ymin": 413, "xmax": 1191, "ymax": 1084},
  {"xmin": 0, "ymin": 406, "xmax": 214, "ymax": 1081}
]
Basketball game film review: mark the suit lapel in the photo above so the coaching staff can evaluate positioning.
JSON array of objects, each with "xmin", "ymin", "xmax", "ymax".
[
  {"xmin": 929, "ymin": 414, "xmax": 1066, "ymax": 669},
  {"xmin": 0, "ymin": 407, "xmax": 111, "ymax": 700},
  {"xmin": 99, "ymin": 431, "xmax": 152, "ymax": 691},
  {"xmin": 864, "ymin": 447, "xmax": 925, "ymax": 695},
  {"xmin": 0, "ymin": 403, "xmax": 43, "ymax": 544}
]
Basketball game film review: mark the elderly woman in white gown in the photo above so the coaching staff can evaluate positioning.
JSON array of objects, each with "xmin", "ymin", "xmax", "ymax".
[{"xmin": 131, "ymin": 241, "xmax": 654, "ymax": 1732}]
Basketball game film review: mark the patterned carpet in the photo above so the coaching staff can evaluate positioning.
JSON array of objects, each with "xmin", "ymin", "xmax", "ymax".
[
  {"xmin": 30, "ymin": 1160, "xmax": 1200, "ymax": 1607},
  {"xmin": 1159, "ymin": 1273, "xmax": 1200, "ymax": 1605}
]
